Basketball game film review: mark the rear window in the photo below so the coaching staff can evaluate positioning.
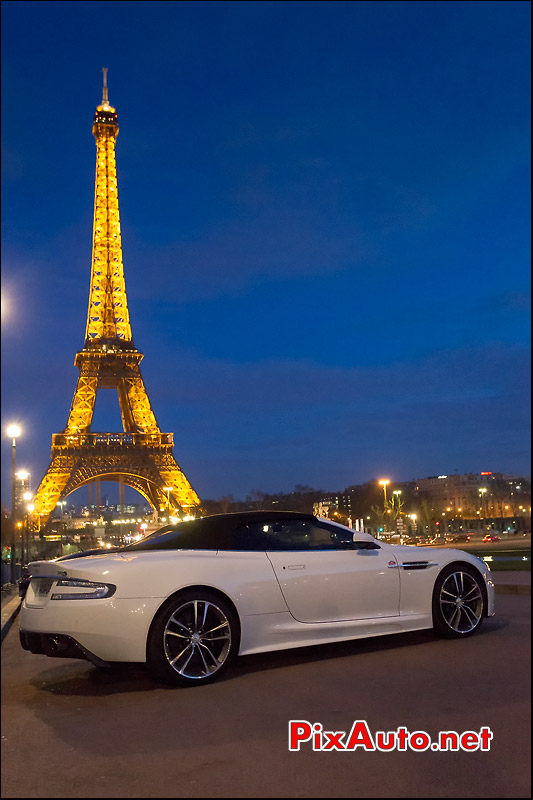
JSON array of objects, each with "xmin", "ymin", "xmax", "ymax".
[{"xmin": 122, "ymin": 520, "xmax": 220, "ymax": 551}]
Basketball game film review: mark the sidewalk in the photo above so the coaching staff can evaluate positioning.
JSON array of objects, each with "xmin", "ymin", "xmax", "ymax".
[
  {"xmin": 492, "ymin": 569, "xmax": 531, "ymax": 595},
  {"xmin": 1, "ymin": 589, "xmax": 21, "ymax": 644}
]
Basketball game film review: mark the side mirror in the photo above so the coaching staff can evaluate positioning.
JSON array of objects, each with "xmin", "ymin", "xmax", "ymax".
[{"xmin": 352, "ymin": 540, "xmax": 381, "ymax": 550}]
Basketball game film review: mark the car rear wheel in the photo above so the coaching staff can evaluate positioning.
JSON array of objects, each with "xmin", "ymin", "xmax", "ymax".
[
  {"xmin": 433, "ymin": 565, "xmax": 485, "ymax": 638},
  {"xmin": 147, "ymin": 590, "xmax": 239, "ymax": 686}
]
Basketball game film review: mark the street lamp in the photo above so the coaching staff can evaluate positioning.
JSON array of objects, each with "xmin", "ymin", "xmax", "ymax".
[
  {"xmin": 164, "ymin": 486, "xmax": 173, "ymax": 511},
  {"xmin": 378, "ymin": 479, "xmax": 390, "ymax": 510},
  {"xmin": 7, "ymin": 424, "xmax": 21, "ymax": 583},
  {"xmin": 26, "ymin": 503, "xmax": 35, "ymax": 562},
  {"xmin": 18, "ymin": 478, "xmax": 32, "ymax": 565},
  {"xmin": 56, "ymin": 501, "xmax": 66, "ymax": 556},
  {"xmin": 479, "ymin": 488, "xmax": 488, "ymax": 524},
  {"xmin": 392, "ymin": 489, "xmax": 402, "ymax": 509}
]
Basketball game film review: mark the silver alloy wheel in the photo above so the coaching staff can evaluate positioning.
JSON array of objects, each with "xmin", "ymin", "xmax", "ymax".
[
  {"xmin": 439, "ymin": 570, "xmax": 484, "ymax": 633},
  {"xmin": 163, "ymin": 599, "xmax": 232, "ymax": 680}
]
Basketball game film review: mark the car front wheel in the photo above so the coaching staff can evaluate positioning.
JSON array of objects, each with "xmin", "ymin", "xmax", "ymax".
[
  {"xmin": 432, "ymin": 565, "xmax": 485, "ymax": 638},
  {"xmin": 147, "ymin": 590, "xmax": 239, "ymax": 686}
]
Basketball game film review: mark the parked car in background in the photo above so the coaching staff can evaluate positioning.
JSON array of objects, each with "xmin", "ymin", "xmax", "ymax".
[
  {"xmin": 450, "ymin": 534, "xmax": 471, "ymax": 543},
  {"xmin": 18, "ymin": 566, "xmax": 30, "ymax": 598}
]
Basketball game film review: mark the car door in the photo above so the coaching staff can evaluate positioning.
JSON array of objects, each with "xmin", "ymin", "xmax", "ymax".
[{"xmin": 255, "ymin": 519, "xmax": 400, "ymax": 623}]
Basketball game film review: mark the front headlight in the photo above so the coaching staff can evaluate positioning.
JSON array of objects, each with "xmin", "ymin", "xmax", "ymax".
[{"xmin": 50, "ymin": 579, "xmax": 116, "ymax": 600}]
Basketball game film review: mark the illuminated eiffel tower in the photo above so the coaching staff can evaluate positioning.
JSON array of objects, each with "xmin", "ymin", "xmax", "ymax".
[{"xmin": 31, "ymin": 70, "xmax": 201, "ymax": 529}]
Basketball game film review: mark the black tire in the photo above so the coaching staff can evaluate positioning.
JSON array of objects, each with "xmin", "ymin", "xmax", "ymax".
[
  {"xmin": 147, "ymin": 589, "xmax": 239, "ymax": 686},
  {"xmin": 432, "ymin": 564, "xmax": 485, "ymax": 639}
]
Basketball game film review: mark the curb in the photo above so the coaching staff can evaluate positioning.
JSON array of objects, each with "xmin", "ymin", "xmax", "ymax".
[
  {"xmin": 494, "ymin": 583, "xmax": 531, "ymax": 596},
  {"xmin": 1, "ymin": 595, "xmax": 21, "ymax": 644}
]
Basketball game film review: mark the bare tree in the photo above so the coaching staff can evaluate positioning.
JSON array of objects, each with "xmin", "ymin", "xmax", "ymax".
[
  {"xmin": 219, "ymin": 495, "xmax": 234, "ymax": 514},
  {"xmin": 247, "ymin": 490, "xmax": 266, "ymax": 510}
]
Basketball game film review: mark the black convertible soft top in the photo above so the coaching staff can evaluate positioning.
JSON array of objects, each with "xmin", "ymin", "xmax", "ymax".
[{"xmin": 121, "ymin": 510, "xmax": 332, "ymax": 552}]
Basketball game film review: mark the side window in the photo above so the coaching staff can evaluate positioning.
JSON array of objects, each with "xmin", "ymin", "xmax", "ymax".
[{"xmin": 236, "ymin": 520, "xmax": 354, "ymax": 551}]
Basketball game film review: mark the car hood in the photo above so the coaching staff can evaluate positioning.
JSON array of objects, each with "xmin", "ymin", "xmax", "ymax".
[
  {"xmin": 387, "ymin": 544, "xmax": 466, "ymax": 562},
  {"xmin": 386, "ymin": 544, "xmax": 489, "ymax": 575}
]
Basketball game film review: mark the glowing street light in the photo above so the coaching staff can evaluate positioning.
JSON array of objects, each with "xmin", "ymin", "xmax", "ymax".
[
  {"xmin": 378, "ymin": 479, "xmax": 390, "ymax": 509},
  {"xmin": 7, "ymin": 425, "xmax": 22, "ymax": 582},
  {"xmin": 479, "ymin": 488, "xmax": 488, "ymax": 521},
  {"xmin": 164, "ymin": 486, "xmax": 173, "ymax": 511},
  {"xmin": 25, "ymin": 503, "xmax": 35, "ymax": 562}
]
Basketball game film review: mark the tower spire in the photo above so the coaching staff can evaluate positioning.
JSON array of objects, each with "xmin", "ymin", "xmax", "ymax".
[
  {"xmin": 88, "ymin": 70, "xmax": 130, "ymax": 346},
  {"xmin": 102, "ymin": 66, "xmax": 109, "ymax": 107}
]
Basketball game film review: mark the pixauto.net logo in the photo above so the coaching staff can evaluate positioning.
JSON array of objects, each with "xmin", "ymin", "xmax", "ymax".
[{"xmin": 288, "ymin": 720, "xmax": 493, "ymax": 752}]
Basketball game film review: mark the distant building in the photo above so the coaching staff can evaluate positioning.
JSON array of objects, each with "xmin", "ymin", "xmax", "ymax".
[
  {"xmin": 413, "ymin": 472, "xmax": 530, "ymax": 518},
  {"xmin": 313, "ymin": 494, "xmax": 353, "ymax": 525}
]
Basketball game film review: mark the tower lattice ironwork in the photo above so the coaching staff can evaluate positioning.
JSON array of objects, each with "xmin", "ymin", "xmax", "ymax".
[{"xmin": 30, "ymin": 70, "xmax": 201, "ymax": 529}]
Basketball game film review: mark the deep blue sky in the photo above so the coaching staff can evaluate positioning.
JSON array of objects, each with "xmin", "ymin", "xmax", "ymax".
[{"xmin": 1, "ymin": 1, "xmax": 531, "ymax": 507}]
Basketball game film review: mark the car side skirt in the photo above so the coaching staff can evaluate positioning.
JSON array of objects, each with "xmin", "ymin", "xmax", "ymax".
[{"xmin": 238, "ymin": 612, "xmax": 433, "ymax": 656}]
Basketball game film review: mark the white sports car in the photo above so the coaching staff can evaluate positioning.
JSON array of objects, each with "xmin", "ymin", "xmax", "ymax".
[{"xmin": 20, "ymin": 511, "xmax": 495, "ymax": 686}]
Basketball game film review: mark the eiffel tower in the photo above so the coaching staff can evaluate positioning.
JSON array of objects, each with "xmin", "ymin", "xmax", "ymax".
[{"xmin": 30, "ymin": 70, "xmax": 201, "ymax": 530}]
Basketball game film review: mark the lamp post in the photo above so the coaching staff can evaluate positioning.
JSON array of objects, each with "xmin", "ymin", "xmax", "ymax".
[
  {"xmin": 56, "ymin": 501, "xmax": 66, "ymax": 556},
  {"xmin": 164, "ymin": 486, "xmax": 173, "ymax": 512},
  {"xmin": 379, "ymin": 479, "xmax": 390, "ymax": 510},
  {"xmin": 26, "ymin": 503, "xmax": 35, "ymax": 562},
  {"xmin": 20, "ymin": 484, "xmax": 31, "ymax": 566},
  {"xmin": 392, "ymin": 489, "xmax": 402, "ymax": 511},
  {"xmin": 7, "ymin": 425, "xmax": 21, "ymax": 584},
  {"xmin": 479, "ymin": 488, "xmax": 488, "ymax": 526},
  {"xmin": 392, "ymin": 489, "xmax": 403, "ymax": 538}
]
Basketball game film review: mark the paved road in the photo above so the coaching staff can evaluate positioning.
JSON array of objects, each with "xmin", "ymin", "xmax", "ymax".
[{"xmin": 1, "ymin": 595, "xmax": 530, "ymax": 798}]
